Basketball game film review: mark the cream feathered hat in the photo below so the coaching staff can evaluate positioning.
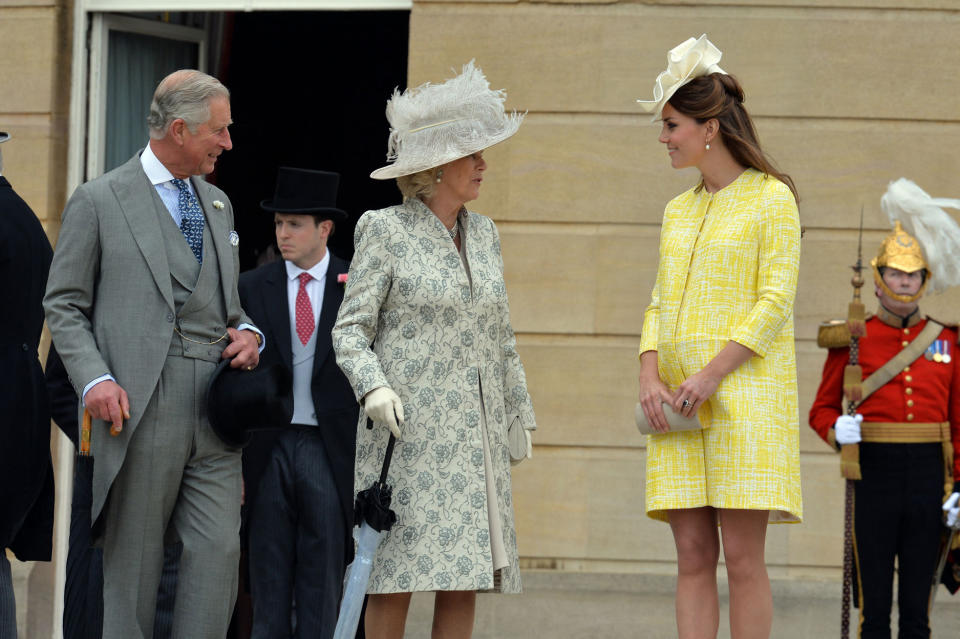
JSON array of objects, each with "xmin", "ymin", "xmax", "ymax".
[
  {"xmin": 875, "ymin": 178, "xmax": 960, "ymax": 299},
  {"xmin": 637, "ymin": 34, "xmax": 726, "ymax": 121},
  {"xmin": 370, "ymin": 60, "xmax": 524, "ymax": 180}
]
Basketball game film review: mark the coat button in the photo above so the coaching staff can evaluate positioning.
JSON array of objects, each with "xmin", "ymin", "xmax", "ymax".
[
  {"xmin": 907, "ymin": 399, "xmax": 914, "ymax": 407},
  {"xmin": 21, "ymin": 343, "xmax": 29, "ymax": 351},
  {"xmin": 905, "ymin": 375, "xmax": 913, "ymax": 383},
  {"xmin": 901, "ymin": 340, "xmax": 909, "ymax": 347},
  {"xmin": 167, "ymin": 313, "xmax": 174, "ymax": 322},
  {"xmin": 907, "ymin": 413, "xmax": 914, "ymax": 421},
  {"xmin": 905, "ymin": 388, "xmax": 913, "ymax": 395}
]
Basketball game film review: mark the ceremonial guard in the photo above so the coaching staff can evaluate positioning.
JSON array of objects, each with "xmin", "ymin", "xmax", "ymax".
[{"xmin": 810, "ymin": 179, "xmax": 960, "ymax": 638}]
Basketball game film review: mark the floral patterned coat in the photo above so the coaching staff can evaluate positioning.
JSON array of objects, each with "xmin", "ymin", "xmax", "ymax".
[{"xmin": 332, "ymin": 197, "xmax": 536, "ymax": 594}]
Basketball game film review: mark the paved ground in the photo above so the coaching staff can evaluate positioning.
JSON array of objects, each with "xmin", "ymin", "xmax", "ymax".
[
  {"xmin": 405, "ymin": 571, "xmax": 960, "ymax": 639},
  {"xmin": 12, "ymin": 560, "xmax": 960, "ymax": 637}
]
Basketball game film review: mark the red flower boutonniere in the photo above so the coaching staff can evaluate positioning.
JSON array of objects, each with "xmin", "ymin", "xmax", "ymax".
[{"xmin": 337, "ymin": 273, "xmax": 348, "ymax": 284}]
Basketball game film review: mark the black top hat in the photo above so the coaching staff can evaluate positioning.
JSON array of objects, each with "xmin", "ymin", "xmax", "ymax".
[
  {"xmin": 206, "ymin": 358, "xmax": 294, "ymax": 448},
  {"xmin": 260, "ymin": 167, "xmax": 347, "ymax": 222},
  {"xmin": 0, "ymin": 132, "xmax": 9, "ymax": 144}
]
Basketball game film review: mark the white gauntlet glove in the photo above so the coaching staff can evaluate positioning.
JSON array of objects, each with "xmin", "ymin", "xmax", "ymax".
[
  {"xmin": 834, "ymin": 414, "xmax": 863, "ymax": 445},
  {"xmin": 944, "ymin": 492, "xmax": 960, "ymax": 529},
  {"xmin": 363, "ymin": 387, "xmax": 404, "ymax": 439}
]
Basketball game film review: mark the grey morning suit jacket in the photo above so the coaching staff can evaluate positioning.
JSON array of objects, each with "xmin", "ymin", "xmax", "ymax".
[{"xmin": 43, "ymin": 152, "xmax": 254, "ymax": 526}]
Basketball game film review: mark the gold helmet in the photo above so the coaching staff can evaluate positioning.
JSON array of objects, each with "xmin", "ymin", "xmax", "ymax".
[{"xmin": 870, "ymin": 220, "xmax": 928, "ymax": 303}]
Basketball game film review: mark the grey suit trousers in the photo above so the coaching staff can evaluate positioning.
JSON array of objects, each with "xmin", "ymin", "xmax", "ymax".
[{"xmin": 101, "ymin": 352, "xmax": 241, "ymax": 639}]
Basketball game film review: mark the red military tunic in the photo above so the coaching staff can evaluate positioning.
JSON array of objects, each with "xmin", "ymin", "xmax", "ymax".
[
  {"xmin": 810, "ymin": 313, "xmax": 960, "ymax": 482},
  {"xmin": 810, "ymin": 310, "xmax": 960, "ymax": 637}
]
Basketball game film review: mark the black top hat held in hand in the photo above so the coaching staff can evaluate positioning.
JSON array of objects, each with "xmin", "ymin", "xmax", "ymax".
[{"xmin": 206, "ymin": 359, "xmax": 294, "ymax": 448}]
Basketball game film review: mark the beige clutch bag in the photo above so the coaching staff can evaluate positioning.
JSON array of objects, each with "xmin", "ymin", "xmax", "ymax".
[{"xmin": 635, "ymin": 402, "xmax": 702, "ymax": 435}]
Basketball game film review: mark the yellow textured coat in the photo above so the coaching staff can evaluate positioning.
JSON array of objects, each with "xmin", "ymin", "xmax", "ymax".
[{"xmin": 639, "ymin": 169, "xmax": 803, "ymax": 523}]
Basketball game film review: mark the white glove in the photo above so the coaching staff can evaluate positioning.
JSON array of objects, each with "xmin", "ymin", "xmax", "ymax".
[
  {"xmin": 944, "ymin": 492, "xmax": 960, "ymax": 529},
  {"xmin": 834, "ymin": 414, "xmax": 863, "ymax": 445},
  {"xmin": 363, "ymin": 387, "xmax": 404, "ymax": 439}
]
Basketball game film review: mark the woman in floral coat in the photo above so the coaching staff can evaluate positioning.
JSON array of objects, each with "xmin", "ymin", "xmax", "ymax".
[
  {"xmin": 636, "ymin": 36, "xmax": 802, "ymax": 639},
  {"xmin": 333, "ymin": 61, "xmax": 535, "ymax": 639}
]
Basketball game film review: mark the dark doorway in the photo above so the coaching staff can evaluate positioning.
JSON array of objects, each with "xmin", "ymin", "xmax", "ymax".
[{"xmin": 214, "ymin": 10, "xmax": 409, "ymax": 269}]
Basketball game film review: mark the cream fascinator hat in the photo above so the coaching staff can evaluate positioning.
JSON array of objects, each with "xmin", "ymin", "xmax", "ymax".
[
  {"xmin": 637, "ymin": 34, "xmax": 726, "ymax": 121},
  {"xmin": 876, "ymin": 178, "xmax": 960, "ymax": 298},
  {"xmin": 370, "ymin": 60, "xmax": 524, "ymax": 180}
]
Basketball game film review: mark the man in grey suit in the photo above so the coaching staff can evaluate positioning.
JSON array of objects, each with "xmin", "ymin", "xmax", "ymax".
[{"xmin": 44, "ymin": 69, "xmax": 262, "ymax": 639}]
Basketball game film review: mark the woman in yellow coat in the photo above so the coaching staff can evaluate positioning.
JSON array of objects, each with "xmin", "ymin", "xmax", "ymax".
[{"xmin": 636, "ymin": 35, "xmax": 802, "ymax": 639}]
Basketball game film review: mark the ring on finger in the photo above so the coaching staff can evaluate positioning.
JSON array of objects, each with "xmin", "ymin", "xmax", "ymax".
[{"xmin": 682, "ymin": 399, "xmax": 692, "ymax": 408}]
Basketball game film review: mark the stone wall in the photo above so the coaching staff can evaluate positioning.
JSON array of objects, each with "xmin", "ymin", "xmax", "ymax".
[{"xmin": 408, "ymin": 0, "xmax": 960, "ymax": 578}]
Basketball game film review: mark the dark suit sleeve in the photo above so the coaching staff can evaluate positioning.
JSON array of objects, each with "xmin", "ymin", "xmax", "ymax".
[{"xmin": 45, "ymin": 342, "xmax": 80, "ymax": 447}]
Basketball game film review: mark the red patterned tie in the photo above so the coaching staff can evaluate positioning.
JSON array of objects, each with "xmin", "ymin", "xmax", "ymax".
[{"xmin": 295, "ymin": 272, "xmax": 314, "ymax": 345}]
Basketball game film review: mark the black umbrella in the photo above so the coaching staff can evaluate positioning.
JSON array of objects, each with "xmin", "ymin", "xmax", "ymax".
[{"xmin": 333, "ymin": 421, "xmax": 397, "ymax": 639}]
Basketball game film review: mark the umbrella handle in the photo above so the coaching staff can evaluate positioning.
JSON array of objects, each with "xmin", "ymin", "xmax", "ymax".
[
  {"xmin": 379, "ymin": 433, "xmax": 396, "ymax": 485},
  {"xmin": 366, "ymin": 417, "xmax": 397, "ymax": 485},
  {"xmin": 79, "ymin": 409, "xmax": 92, "ymax": 456}
]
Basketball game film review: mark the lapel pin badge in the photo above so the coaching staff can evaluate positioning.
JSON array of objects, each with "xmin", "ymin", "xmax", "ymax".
[{"xmin": 229, "ymin": 230, "xmax": 239, "ymax": 247}]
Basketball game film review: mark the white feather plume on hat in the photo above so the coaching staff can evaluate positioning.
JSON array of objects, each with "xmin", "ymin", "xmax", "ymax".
[
  {"xmin": 370, "ymin": 60, "xmax": 524, "ymax": 180},
  {"xmin": 881, "ymin": 178, "xmax": 960, "ymax": 295}
]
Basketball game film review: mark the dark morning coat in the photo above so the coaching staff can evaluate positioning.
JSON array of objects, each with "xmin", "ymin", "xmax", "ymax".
[
  {"xmin": 237, "ymin": 255, "xmax": 358, "ymax": 533},
  {"xmin": 0, "ymin": 175, "xmax": 54, "ymax": 560}
]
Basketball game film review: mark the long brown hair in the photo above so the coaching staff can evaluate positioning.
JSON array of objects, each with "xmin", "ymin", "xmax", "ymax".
[{"xmin": 669, "ymin": 73, "xmax": 799, "ymax": 202}]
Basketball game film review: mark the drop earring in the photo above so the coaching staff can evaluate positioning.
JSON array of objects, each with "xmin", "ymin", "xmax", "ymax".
[
  {"xmin": 436, "ymin": 169, "xmax": 444, "ymax": 184},
  {"xmin": 705, "ymin": 143, "xmax": 711, "ymax": 150}
]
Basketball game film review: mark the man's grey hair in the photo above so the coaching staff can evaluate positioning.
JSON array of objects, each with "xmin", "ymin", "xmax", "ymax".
[{"xmin": 147, "ymin": 70, "xmax": 230, "ymax": 139}]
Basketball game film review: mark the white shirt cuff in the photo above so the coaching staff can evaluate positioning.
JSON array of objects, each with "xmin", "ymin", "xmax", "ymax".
[
  {"xmin": 238, "ymin": 323, "xmax": 266, "ymax": 352},
  {"xmin": 82, "ymin": 375, "xmax": 116, "ymax": 405}
]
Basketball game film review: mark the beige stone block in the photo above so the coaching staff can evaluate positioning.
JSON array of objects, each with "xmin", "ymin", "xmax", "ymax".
[
  {"xmin": 502, "ymin": 224, "xmax": 960, "ymax": 344},
  {"xmin": 409, "ymin": 4, "xmax": 960, "ymax": 121},
  {"xmin": 518, "ymin": 334, "xmax": 845, "ymax": 455},
  {"xmin": 472, "ymin": 114, "xmax": 960, "ymax": 232},
  {"xmin": 788, "ymin": 453, "xmax": 845, "ymax": 567},
  {"xmin": 517, "ymin": 335, "xmax": 642, "ymax": 449},
  {"xmin": 0, "ymin": 8, "xmax": 58, "ymax": 113},
  {"xmin": 500, "ymin": 223, "xmax": 658, "ymax": 337},
  {"xmin": 0, "ymin": 115, "xmax": 63, "ymax": 238},
  {"xmin": 513, "ymin": 445, "xmax": 832, "ymax": 568},
  {"xmin": 511, "ymin": 446, "xmax": 673, "ymax": 562}
]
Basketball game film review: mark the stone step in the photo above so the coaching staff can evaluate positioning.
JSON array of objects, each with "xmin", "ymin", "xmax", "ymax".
[{"xmin": 405, "ymin": 571, "xmax": 960, "ymax": 639}]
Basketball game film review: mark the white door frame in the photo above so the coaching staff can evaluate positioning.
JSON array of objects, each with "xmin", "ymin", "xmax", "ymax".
[{"xmin": 86, "ymin": 14, "xmax": 207, "ymax": 179}]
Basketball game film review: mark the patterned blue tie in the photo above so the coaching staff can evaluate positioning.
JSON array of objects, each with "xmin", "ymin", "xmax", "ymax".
[{"xmin": 171, "ymin": 178, "xmax": 204, "ymax": 262}]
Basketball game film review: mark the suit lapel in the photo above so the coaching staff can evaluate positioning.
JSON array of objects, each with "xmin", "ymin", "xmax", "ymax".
[
  {"xmin": 111, "ymin": 154, "xmax": 174, "ymax": 309},
  {"xmin": 314, "ymin": 255, "xmax": 345, "ymax": 376},
  {"xmin": 265, "ymin": 261, "xmax": 294, "ymax": 372},
  {"xmin": 192, "ymin": 178, "xmax": 233, "ymax": 306}
]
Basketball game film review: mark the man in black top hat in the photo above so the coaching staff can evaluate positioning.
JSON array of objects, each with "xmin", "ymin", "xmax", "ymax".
[
  {"xmin": 0, "ymin": 129, "xmax": 54, "ymax": 638},
  {"xmin": 238, "ymin": 167, "xmax": 359, "ymax": 639}
]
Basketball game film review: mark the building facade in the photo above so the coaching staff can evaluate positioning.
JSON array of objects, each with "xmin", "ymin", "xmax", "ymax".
[{"xmin": 3, "ymin": 0, "xmax": 960, "ymax": 635}]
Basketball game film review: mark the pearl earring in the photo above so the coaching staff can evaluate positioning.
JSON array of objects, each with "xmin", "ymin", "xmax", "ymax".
[
  {"xmin": 436, "ymin": 169, "xmax": 444, "ymax": 184},
  {"xmin": 705, "ymin": 143, "xmax": 711, "ymax": 150}
]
